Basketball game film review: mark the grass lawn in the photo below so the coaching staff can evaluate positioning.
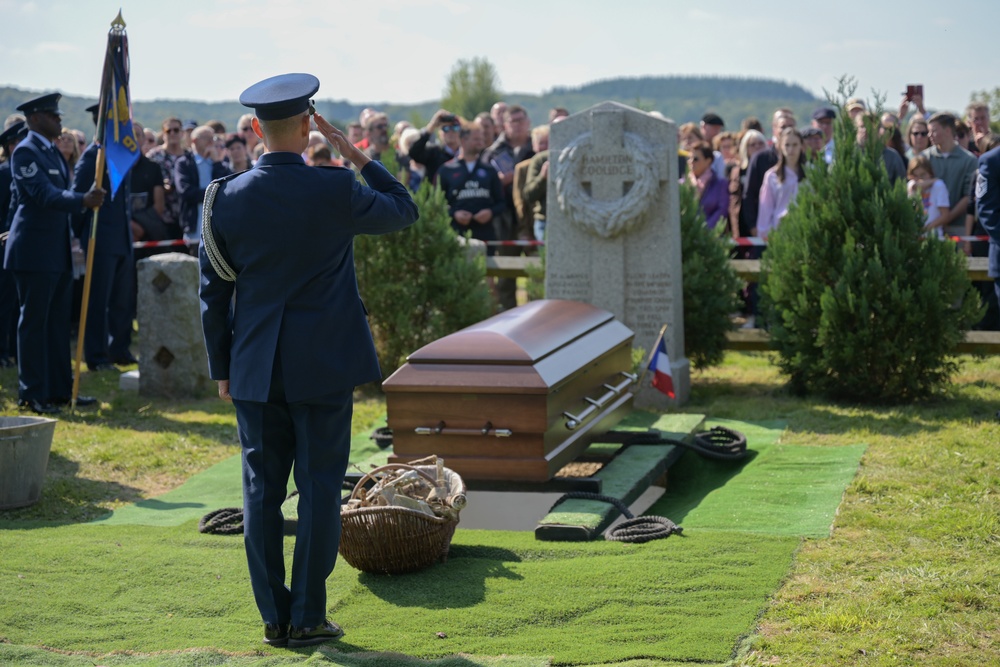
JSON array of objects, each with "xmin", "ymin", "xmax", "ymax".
[{"xmin": 1, "ymin": 353, "xmax": 998, "ymax": 665}]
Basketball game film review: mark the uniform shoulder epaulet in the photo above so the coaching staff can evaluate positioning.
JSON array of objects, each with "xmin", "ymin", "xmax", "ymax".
[
  {"xmin": 211, "ymin": 171, "xmax": 243, "ymax": 187},
  {"xmin": 201, "ymin": 174, "xmax": 240, "ymax": 282}
]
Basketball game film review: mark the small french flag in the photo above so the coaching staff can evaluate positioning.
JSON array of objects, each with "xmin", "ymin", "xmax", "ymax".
[{"xmin": 647, "ymin": 330, "xmax": 675, "ymax": 398}]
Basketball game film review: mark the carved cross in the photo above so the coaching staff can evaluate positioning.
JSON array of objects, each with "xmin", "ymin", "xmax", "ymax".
[{"xmin": 580, "ymin": 110, "xmax": 635, "ymax": 201}]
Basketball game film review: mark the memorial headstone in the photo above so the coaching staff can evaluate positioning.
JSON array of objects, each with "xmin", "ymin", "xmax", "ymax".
[
  {"xmin": 136, "ymin": 253, "xmax": 212, "ymax": 398},
  {"xmin": 545, "ymin": 101, "xmax": 689, "ymax": 406}
]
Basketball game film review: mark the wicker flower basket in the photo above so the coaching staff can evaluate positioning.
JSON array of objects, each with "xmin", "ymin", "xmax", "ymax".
[{"xmin": 339, "ymin": 462, "xmax": 465, "ymax": 575}]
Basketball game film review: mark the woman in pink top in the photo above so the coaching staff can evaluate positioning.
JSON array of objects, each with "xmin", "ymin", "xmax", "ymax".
[{"xmin": 756, "ymin": 127, "xmax": 806, "ymax": 239}]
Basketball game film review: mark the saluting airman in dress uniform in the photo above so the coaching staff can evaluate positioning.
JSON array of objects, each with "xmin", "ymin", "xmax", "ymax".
[{"xmin": 199, "ymin": 73, "xmax": 418, "ymax": 648}]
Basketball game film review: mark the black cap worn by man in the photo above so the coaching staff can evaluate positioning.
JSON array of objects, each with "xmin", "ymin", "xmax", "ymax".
[
  {"xmin": 16, "ymin": 92, "xmax": 63, "ymax": 117},
  {"xmin": 86, "ymin": 103, "xmax": 100, "ymax": 126},
  {"xmin": 701, "ymin": 112, "xmax": 724, "ymax": 128},
  {"xmin": 0, "ymin": 120, "xmax": 28, "ymax": 147},
  {"xmin": 812, "ymin": 108, "xmax": 836, "ymax": 122}
]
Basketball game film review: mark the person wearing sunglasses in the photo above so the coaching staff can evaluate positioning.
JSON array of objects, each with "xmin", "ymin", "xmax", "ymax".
[
  {"xmin": 147, "ymin": 117, "xmax": 187, "ymax": 239},
  {"xmin": 361, "ymin": 111, "xmax": 391, "ymax": 164},
  {"xmin": 236, "ymin": 113, "xmax": 260, "ymax": 155},
  {"xmin": 5, "ymin": 93, "xmax": 105, "ymax": 414},
  {"xmin": 407, "ymin": 108, "xmax": 463, "ymax": 185},
  {"xmin": 905, "ymin": 116, "xmax": 931, "ymax": 160},
  {"xmin": 687, "ymin": 142, "xmax": 729, "ymax": 231}
]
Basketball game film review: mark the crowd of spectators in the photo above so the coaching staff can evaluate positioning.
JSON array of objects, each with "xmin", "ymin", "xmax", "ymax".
[
  {"xmin": 3, "ymin": 89, "xmax": 998, "ymax": 360},
  {"xmin": 666, "ymin": 95, "xmax": 998, "ymax": 329}
]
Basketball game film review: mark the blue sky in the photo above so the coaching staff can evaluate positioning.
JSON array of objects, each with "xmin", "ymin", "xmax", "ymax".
[{"xmin": 2, "ymin": 0, "xmax": 996, "ymax": 115}]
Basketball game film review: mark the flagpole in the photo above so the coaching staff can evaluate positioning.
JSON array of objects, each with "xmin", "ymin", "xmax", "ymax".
[
  {"xmin": 71, "ymin": 12, "xmax": 125, "ymax": 411},
  {"xmin": 635, "ymin": 322, "xmax": 668, "ymax": 393}
]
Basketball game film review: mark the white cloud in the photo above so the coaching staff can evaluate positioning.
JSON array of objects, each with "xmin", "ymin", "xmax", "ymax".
[{"xmin": 34, "ymin": 42, "xmax": 78, "ymax": 54}]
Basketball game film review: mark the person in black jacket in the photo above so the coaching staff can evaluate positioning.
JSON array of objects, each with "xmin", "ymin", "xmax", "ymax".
[
  {"xmin": 73, "ymin": 127, "xmax": 137, "ymax": 371},
  {"xmin": 407, "ymin": 109, "xmax": 462, "ymax": 185},
  {"xmin": 0, "ymin": 120, "xmax": 28, "ymax": 367},
  {"xmin": 437, "ymin": 124, "xmax": 505, "ymax": 253},
  {"xmin": 173, "ymin": 125, "xmax": 230, "ymax": 245}
]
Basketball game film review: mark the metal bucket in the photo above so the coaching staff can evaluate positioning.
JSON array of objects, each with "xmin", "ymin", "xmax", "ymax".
[{"xmin": 0, "ymin": 416, "xmax": 57, "ymax": 510}]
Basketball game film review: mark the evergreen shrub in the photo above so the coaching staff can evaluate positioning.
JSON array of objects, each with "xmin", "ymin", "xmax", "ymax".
[
  {"xmin": 678, "ymin": 182, "xmax": 743, "ymax": 369},
  {"xmin": 759, "ymin": 90, "xmax": 982, "ymax": 402},
  {"xmin": 354, "ymin": 157, "xmax": 493, "ymax": 381}
]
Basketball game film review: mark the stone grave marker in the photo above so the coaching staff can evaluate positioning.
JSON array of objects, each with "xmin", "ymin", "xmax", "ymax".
[
  {"xmin": 545, "ymin": 101, "xmax": 689, "ymax": 406},
  {"xmin": 136, "ymin": 253, "xmax": 212, "ymax": 398}
]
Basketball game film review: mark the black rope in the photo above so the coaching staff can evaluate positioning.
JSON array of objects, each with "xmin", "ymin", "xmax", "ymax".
[
  {"xmin": 602, "ymin": 425, "xmax": 748, "ymax": 461},
  {"xmin": 199, "ymin": 490, "xmax": 301, "ymax": 536},
  {"xmin": 550, "ymin": 492, "xmax": 683, "ymax": 543},
  {"xmin": 198, "ymin": 507, "xmax": 244, "ymax": 535},
  {"xmin": 370, "ymin": 426, "xmax": 393, "ymax": 449}
]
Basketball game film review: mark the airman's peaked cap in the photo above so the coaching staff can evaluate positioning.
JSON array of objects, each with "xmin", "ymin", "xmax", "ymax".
[{"xmin": 239, "ymin": 73, "xmax": 319, "ymax": 121}]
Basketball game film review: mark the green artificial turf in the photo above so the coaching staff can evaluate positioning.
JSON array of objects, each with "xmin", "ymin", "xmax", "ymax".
[
  {"xmin": 0, "ymin": 521, "xmax": 797, "ymax": 665},
  {"xmin": 0, "ymin": 411, "xmax": 856, "ymax": 665},
  {"xmin": 95, "ymin": 422, "xmax": 388, "ymax": 527},
  {"xmin": 646, "ymin": 419, "xmax": 866, "ymax": 538}
]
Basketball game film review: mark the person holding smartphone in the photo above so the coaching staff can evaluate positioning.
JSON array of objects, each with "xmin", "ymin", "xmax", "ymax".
[
  {"xmin": 408, "ymin": 108, "xmax": 463, "ymax": 184},
  {"xmin": 898, "ymin": 84, "xmax": 927, "ymax": 123}
]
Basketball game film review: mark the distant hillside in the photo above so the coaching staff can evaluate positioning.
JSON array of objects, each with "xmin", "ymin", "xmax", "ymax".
[{"xmin": 1, "ymin": 75, "xmax": 823, "ymax": 138}]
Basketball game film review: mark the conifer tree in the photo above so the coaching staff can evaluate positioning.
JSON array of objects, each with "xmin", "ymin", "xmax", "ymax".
[
  {"xmin": 354, "ymin": 154, "xmax": 493, "ymax": 380},
  {"xmin": 759, "ymin": 82, "xmax": 981, "ymax": 402},
  {"xmin": 678, "ymin": 182, "xmax": 742, "ymax": 369}
]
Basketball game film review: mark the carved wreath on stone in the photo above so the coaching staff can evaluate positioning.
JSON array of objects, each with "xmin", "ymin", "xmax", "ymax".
[{"xmin": 553, "ymin": 131, "xmax": 661, "ymax": 239}]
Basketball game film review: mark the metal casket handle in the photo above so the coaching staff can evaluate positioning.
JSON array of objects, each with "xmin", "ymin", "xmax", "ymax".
[
  {"xmin": 414, "ymin": 421, "xmax": 512, "ymax": 438},
  {"xmin": 562, "ymin": 371, "xmax": 637, "ymax": 431}
]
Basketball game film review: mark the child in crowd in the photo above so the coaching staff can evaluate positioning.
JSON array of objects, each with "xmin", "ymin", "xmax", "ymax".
[
  {"xmin": 756, "ymin": 127, "xmax": 806, "ymax": 239},
  {"xmin": 906, "ymin": 155, "xmax": 949, "ymax": 239}
]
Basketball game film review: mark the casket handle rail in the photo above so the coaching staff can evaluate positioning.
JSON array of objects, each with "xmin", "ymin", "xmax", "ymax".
[
  {"xmin": 562, "ymin": 371, "xmax": 638, "ymax": 431},
  {"xmin": 414, "ymin": 421, "xmax": 513, "ymax": 437}
]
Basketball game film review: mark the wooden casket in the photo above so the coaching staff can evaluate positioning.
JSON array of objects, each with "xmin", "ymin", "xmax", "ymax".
[{"xmin": 383, "ymin": 299, "xmax": 636, "ymax": 482}]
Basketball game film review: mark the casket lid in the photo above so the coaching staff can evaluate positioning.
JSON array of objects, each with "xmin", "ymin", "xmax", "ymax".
[{"xmin": 406, "ymin": 299, "xmax": 614, "ymax": 366}]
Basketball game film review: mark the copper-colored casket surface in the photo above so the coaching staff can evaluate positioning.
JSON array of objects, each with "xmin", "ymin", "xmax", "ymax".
[{"xmin": 383, "ymin": 299, "xmax": 636, "ymax": 481}]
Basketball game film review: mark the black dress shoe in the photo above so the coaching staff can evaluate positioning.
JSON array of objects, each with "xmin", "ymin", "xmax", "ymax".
[
  {"xmin": 17, "ymin": 398, "xmax": 60, "ymax": 415},
  {"xmin": 288, "ymin": 619, "xmax": 344, "ymax": 648},
  {"xmin": 263, "ymin": 622, "xmax": 289, "ymax": 647},
  {"xmin": 50, "ymin": 395, "xmax": 98, "ymax": 407},
  {"xmin": 110, "ymin": 354, "xmax": 138, "ymax": 365}
]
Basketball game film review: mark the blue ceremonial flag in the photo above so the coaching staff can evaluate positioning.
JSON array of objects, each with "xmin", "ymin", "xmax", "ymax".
[{"xmin": 98, "ymin": 16, "xmax": 139, "ymax": 198}]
